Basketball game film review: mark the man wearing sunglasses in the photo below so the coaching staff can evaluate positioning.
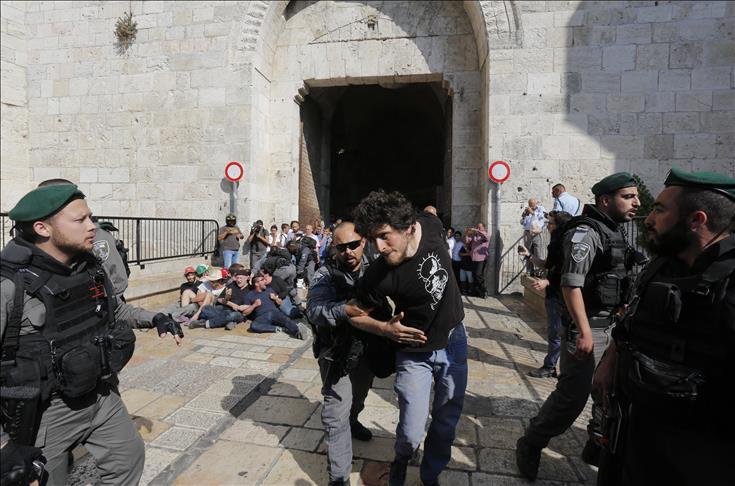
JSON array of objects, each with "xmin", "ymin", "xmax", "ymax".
[
  {"xmin": 307, "ymin": 222, "xmax": 391, "ymax": 486},
  {"xmin": 350, "ymin": 190, "xmax": 467, "ymax": 486}
]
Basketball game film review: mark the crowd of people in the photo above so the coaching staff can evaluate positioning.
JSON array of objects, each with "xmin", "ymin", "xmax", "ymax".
[{"xmin": 2, "ymin": 167, "xmax": 734, "ymax": 486}]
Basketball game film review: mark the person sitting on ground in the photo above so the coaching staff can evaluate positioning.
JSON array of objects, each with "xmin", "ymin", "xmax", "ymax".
[
  {"xmin": 188, "ymin": 268, "xmax": 245, "ymax": 330},
  {"xmin": 518, "ymin": 210, "xmax": 573, "ymax": 378},
  {"xmin": 180, "ymin": 266, "xmax": 201, "ymax": 306},
  {"xmin": 231, "ymin": 274, "xmax": 308, "ymax": 339},
  {"xmin": 260, "ymin": 267, "xmax": 301, "ymax": 318}
]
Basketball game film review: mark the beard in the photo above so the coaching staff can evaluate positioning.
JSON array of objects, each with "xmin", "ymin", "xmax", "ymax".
[{"xmin": 645, "ymin": 221, "xmax": 695, "ymax": 257}]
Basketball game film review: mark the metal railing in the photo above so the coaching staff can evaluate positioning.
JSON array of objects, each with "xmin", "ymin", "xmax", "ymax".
[
  {"xmin": 496, "ymin": 216, "xmax": 648, "ymax": 295},
  {"xmin": 0, "ymin": 213, "xmax": 219, "ymax": 268}
]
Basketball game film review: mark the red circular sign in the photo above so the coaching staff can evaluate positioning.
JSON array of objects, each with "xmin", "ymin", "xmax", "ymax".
[
  {"xmin": 224, "ymin": 161, "xmax": 244, "ymax": 182},
  {"xmin": 488, "ymin": 160, "xmax": 510, "ymax": 184}
]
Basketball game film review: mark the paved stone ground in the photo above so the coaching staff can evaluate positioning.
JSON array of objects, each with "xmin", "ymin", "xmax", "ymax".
[{"xmin": 70, "ymin": 295, "xmax": 597, "ymax": 485}]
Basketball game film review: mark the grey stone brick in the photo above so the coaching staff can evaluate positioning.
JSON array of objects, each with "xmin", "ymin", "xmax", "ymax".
[
  {"xmin": 572, "ymin": 26, "xmax": 616, "ymax": 47},
  {"xmin": 601, "ymin": 135, "xmax": 645, "ymax": 159},
  {"xmin": 636, "ymin": 5, "xmax": 673, "ymax": 24},
  {"xmin": 713, "ymin": 90, "xmax": 735, "ymax": 110},
  {"xmin": 571, "ymin": 93, "xmax": 606, "ymax": 113},
  {"xmin": 674, "ymin": 134, "xmax": 716, "ymax": 158},
  {"xmin": 653, "ymin": 22, "xmax": 680, "ymax": 43},
  {"xmin": 603, "ymin": 45, "xmax": 636, "ymax": 71},
  {"xmin": 645, "ymin": 92, "xmax": 676, "ymax": 113},
  {"xmin": 663, "ymin": 112, "xmax": 700, "ymax": 133},
  {"xmin": 564, "ymin": 47, "xmax": 602, "ymax": 71},
  {"xmin": 621, "ymin": 71, "xmax": 658, "ymax": 92},
  {"xmin": 561, "ymin": 72, "xmax": 582, "ymax": 94},
  {"xmin": 715, "ymin": 133, "xmax": 735, "ymax": 158},
  {"xmin": 659, "ymin": 69, "xmax": 691, "ymax": 91},
  {"xmin": 588, "ymin": 114, "xmax": 637, "ymax": 136},
  {"xmin": 701, "ymin": 112, "xmax": 735, "ymax": 133},
  {"xmin": 669, "ymin": 42, "xmax": 704, "ymax": 68},
  {"xmin": 691, "ymin": 67, "xmax": 731, "ymax": 90},
  {"xmin": 675, "ymin": 91, "xmax": 713, "ymax": 111},
  {"xmin": 636, "ymin": 43, "xmax": 670, "ymax": 70},
  {"xmin": 638, "ymin": 113, "xmax": 663, "ymax": 134},
  {"xmin": 644, "ymin": 134, "xmax": 674, "ymax": 159},
  {"xmin": 581, "ymin": 72, "xmax": 621, "ymax": 93},
  {"xmin": 607, "ymin": 94, "xmax": 644, "ymax": 113},
  {"xmin": 616, "ymin": 24, "xmax": 652, "ymax": 45},
  {"xmin": 704, "ymin": 41, "xmax": 735, "ymax": 67}
]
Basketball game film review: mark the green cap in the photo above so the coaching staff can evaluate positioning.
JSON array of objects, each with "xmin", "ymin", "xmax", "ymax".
[
  {"xmin": 591, "ymin": 172, "xmax": 637, "ymax": 196},
  {"xmin": 195, "ymin": 264, "xmax": 209, "ymax": 276},
  {"xmin": 8, "ymin": 184, "xmax": 86, "ymax": 222},
  {"xmin": 664, "ymin": 167, "xmax": 735, "ymax": 201}
]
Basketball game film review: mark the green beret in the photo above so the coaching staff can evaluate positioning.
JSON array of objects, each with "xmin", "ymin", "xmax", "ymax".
[
  {"xmin": 8, "ymin": 184, "xmax": 86, "ymax": 222},
  {"xmin": 591, "ymin": 172, "xmax": 637, "ymax": 196},
  {"xmin": 664, "ymin": 167, "xmax": 735, "ymax": 201}
]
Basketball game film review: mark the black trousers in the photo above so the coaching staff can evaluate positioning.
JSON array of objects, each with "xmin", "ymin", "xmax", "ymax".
[{"xmin": 472, "ymin": 260, "xmax": 487, "ymax": 296}]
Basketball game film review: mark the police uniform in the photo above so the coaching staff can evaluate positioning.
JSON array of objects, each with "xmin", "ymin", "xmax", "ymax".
[
  {"xmin": 0, "ymin": 185, "xmax": 178, "ymax": 485},
  {"xmin": 517, "ymin": 172, "xmax": 637, "ymax": 479},
  {"xmin": 307, "ymin": 255, "xmax": 389, "ymax": 485},
  {"xmin": 603, "ymin": 169, "xmax": 735, "ymax": 485}
]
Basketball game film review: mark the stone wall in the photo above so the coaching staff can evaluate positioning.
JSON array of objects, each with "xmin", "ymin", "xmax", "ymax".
[
  {"xmin": 0, "ymin": 0, "xmax": 733, "ymax": 293},
  {"xmin": 488, "ymin": 0, "xmax": 734, "ymax": 252},
  {"xmin": 1, "ymin": 1, "xmax": 30, "ymax": 211}
]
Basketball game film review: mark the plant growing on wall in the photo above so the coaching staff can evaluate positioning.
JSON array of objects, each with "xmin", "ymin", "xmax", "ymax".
[
  {"xmin": 114, "ymin": 10, "xmax": 137, "ymax": 54},
  {"xmin": 632, "ymin": 173, "xmax": 654, "ymax": 248}
]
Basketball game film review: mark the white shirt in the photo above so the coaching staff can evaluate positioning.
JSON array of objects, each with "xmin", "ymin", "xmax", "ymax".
[
  {"xmin": 198, "ymin": 281, "xmax": 224, "ymax": 297},
  {"xmin": 446, "ymin": 237, "xmax": 455, "ymax": 258},
  {"xmin": 520, "ymin": 205, "xmax": 546, "ymax": 231}
]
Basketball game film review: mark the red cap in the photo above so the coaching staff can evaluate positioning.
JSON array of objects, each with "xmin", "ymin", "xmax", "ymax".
[{"xmin": 184, "ymin": 266, "xmax": 196, "ymax": 275}]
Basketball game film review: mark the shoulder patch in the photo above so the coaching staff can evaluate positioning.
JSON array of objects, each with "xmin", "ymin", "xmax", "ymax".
[
  {"xmin": 92, "ymin": 240, "xmax": 110, "ymax": 262},
  {"xmin": 571, "ymin": 227, "xmax": 589, "ymax": 243},
  {"xmin": 571, "ymin": 242, "xmax": 591, "ymax": 263}
]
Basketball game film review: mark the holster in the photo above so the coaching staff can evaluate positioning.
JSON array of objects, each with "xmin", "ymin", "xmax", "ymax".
[{"xmin": 0, "ymin": 357, "xmax": 43, "ymax": 446}]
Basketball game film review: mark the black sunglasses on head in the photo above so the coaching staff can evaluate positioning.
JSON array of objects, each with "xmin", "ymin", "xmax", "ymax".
[{"xmin": 335, "ymin": 240, "xmax": 361, "ymax": 252}]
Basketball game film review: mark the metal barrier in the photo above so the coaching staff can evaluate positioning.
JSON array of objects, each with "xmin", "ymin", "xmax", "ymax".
[
  {"xmin": 0, "ymin": 213, "xmax": 219, "ymax": 268},
  {"xmin": 496, "ymin": 215, "xmax": 648, "ymax": 295}
]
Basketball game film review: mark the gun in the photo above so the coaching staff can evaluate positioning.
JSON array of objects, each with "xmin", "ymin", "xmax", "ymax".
[
  {"xmin": 0, "ymin": 385, "xmax": 41, "ymax": 446},
  {"xmin": 596, "ymin": 348, "xmax": 629, "ymax": 486}
]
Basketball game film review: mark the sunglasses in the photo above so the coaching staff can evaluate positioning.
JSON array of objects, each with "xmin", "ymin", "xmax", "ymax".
[{"xmin": 335, "ymin": 240, "xmax": 361, "ymax": 252}]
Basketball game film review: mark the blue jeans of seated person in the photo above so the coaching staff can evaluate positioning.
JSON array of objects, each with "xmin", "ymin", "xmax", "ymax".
[
  {"xmin": 543, "ymin": 295, "xmax": 563, "ymax": 369},
  {"xmin": 393, "ymin": 323, "xmax": 468, "ymax": 483},
  {"xmin": 279, "ymin": 296, "xmax": 300, "ymax": 318},
  {"xmin": 249, "ymin": 310, "xmax": 299, "ymax": 335},
  {"xmin": 222, "ymin": 250, "xmax": 240, "ymax": 269},
  {"xmin": 199, "ymin": 305, "xmax": 244, "ymax": 329}
]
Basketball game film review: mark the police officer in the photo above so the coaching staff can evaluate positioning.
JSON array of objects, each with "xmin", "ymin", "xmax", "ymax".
[
  {"xmin": 306, "ymin": 222, "xmax": 385, "ymax": 486},
  {"xmin": 594, "ymin": 168, "xmax": 735, "ymax": 485},
  {"xmin": 1, "ymin": 185, "xmax": 183, "ymax": 485},
  {"xmin": 516, "ymin": 172, "xmax": 640, "ymax": 480}
]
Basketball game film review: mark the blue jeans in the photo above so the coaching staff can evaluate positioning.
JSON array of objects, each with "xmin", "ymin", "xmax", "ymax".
[
  {"xmin": 543, "ymin": 296, "xmax": 563, "ymax": 369},
  {"xmin": 249, "ymin": 310, "xmax": 299, "ymax": 335},
  {"xmin": 199, "ymin": 305, "xmax": 244, "ymax": 329},
  {"xmin": 393, "ymin": 323, "xmax": 468, "ymax": 483},
  {"xmin": 278, "ymin": 296, "xmax": 300, "ymax": 318},
  {"xmin": 222, "ymin": 250, "xmax": 240, "ymax": 269}
]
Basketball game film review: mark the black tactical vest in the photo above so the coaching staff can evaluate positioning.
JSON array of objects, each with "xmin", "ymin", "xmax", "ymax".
[
  {"xmin": 1, "ymin": 239, "xmax": 115, "ymax": 400},
  {"xmin": 621, "ymin": 242, "xmax": 735, "ymax": 399},
  {"xmin": 565, "ymin": 205, "xmax": 633, "ymax": 318}
]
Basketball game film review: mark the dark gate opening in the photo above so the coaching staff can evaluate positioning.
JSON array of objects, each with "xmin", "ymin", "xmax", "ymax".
[{"xmin": 299, "ymin": 82, "xmax": 450, "ymax": 224}]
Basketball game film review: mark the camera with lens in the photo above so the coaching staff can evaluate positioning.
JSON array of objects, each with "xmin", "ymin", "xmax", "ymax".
[{"xmin": 251, "ymin": 224, "xmax": 262, "ymax": 234}]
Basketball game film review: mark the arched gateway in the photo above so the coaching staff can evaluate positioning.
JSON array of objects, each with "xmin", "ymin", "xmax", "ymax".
[{"xmin": 232, "ymin": 0, "xmax": 518, "ymax": 288}]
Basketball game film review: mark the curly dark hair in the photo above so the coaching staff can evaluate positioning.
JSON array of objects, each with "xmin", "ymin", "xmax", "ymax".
[{"xmin": 352, "ymin": 189, "xmax": 417, "ymax": 238}]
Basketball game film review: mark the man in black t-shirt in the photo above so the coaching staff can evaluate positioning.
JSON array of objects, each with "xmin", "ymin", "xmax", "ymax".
[
  {"xmin": 180, "ymin": 266, "xmax": 201, "ymax": 306},
  {"xmin": 351, "ymin": 190, "xmax": 467, "ymax": 486}
]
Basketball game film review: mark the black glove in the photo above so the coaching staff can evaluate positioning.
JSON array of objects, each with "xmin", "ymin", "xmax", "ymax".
[
  {"xmin": 0, "ymin": 440, "xmax": 46, "ymax": 486},
  {"xmin": 152, "ymin": 313, "xmax": 184, "ymax": 339}
]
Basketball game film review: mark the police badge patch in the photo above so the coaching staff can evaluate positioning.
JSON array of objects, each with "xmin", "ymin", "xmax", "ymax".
[
  {"xmin": 571, "ymin": 242, "xmax": 591, "ymax": 263},
  {"xmin": 92, "ymin": 240, "xmax": 110, "ymax": 262}
]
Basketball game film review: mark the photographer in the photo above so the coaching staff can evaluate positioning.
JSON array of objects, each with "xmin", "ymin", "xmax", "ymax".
[
  {"xmin": 245, "ymin": 219, "xmax": 269, "ymax": 269},
  {"xmin": 218, "ymin": 214, "xmax": 244, "ymax": 269}
]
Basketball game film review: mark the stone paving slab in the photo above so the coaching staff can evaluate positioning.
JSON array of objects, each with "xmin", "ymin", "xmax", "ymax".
[{"xmin": 69, "ymin": 295, "xmax": 597, "ymax": 485}]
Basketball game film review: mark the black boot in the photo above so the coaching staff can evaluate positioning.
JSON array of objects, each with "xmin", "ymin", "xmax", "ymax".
[
  {"xmin": 388, "ymin": 460, "xmax": 408, "ymax": 486},
  {"xmin": 516, "ymin": 436, "xmax": 541, "ymax": 481},
  {"xmin": 350, "ymin": 420, "xmax": 373, "ymax": 441}
]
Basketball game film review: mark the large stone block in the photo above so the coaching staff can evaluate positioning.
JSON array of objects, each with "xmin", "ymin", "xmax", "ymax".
[
  {"xmin": 663, "ymin": 112, "xmax": 700, "ymax": 133},
  {"xmin": 700, "ymin": 111, "xmax": 735, "ymax": 133},
  {"xmin": 581, "ymin": 72, "xmax": 621, "ymax": 93},
  {"xmin": 607, "ymin": 94, "xmax": 644, "ymax": 113},
  {"xmin": 636, "ymin": 43, "xmax": 670, "ymax": 70},
  {"xmin": 643, "ymin": 134, "xmax": 674, "ymax": 160},
  {"xmin": 675, "ymin": 91, "xmax": 712, "ymax": 111},
  {"xmin": 674, "ymin": 133, "xmax": 716, "ymax": 158},
  {"xmin": 645, "ymin": 92, "xmax": 675, "ymax": 113},
  {"xmin": 570, "ymin": 93, "xmax": 606, "ymax": 113},
  {"xmin": 527, "ymin": 72, "xmax": 561, "ymax": 94},
  {"xmin": 602, "ymin": 45, "xmax": 635, "ymax": 72},
  {"xmin": 621, "ymin": 70, "xmax": 658, "ymax": 92},
  {"xmin": 669, "ymin": 41, "xmax": 704, "ymax": 69},
  {"xmin": 691, "ymin": 67, "xmax": 732, "ymax": 90},
  {"xmin": 659, "ymin": 69, "xmax": 691, "ymax": 91},
  {"xmin": 600, "ymin": 135, "xmax": 644, "ymax": 159},
  {"xmin": 541, "ymin": 135, "xmax": 570, "ymax": 159},
  {"xmin": 638, "ymin": 112, "xmax": 663, "ymax": 134},
  {"xmin": 558, "ymin": 47, "xmax": 602, "ymax": 72},
  {"xmin": 704, "ymin": 40, "xmax": 735, "ymax": 67},
  {"xmin": 616, "ymin": 23, "xmax": 651, "ymax": 45}
]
